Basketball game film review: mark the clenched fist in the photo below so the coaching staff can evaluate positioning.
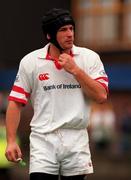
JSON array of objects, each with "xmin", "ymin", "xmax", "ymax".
[{"xmin": 59, "ymin": 53, "xmax": 79, "ymax": 74}]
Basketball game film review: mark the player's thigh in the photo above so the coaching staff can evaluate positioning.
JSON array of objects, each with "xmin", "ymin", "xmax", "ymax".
[
  {"xmin": 61, "ymin": 175, "xmax": 87, "ymax": 180},
  {"xmin": 30, "ymin": 172, "xmax": 59, "ymax": 180}
]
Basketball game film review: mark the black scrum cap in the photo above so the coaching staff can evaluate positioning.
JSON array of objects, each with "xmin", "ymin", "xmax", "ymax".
[{"xmin": 42, "ymin": 8, "xmax": 75, "ymax": 50}]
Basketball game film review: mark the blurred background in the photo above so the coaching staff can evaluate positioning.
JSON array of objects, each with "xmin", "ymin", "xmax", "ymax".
[{"xmin": 0, "ymin": 0, "xmax": 131, "ymax": 179}]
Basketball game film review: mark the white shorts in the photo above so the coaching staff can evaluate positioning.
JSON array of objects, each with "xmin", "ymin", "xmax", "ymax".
[{"xmin": 29, "ymin": 129, "xmax": 93, "ymax": 176}]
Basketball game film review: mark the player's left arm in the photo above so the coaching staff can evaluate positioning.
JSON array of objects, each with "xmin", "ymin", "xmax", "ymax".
[
  {"xmin": 59, "ymin": 53, "xmax": 108, "ymax": 103},
  {"xmin": 72, "ymin": 67, "xmax": 107, "ymax": 103}
]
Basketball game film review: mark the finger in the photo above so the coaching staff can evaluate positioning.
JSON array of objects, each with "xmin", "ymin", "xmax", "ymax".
[
  {"xmin": 16, "ymin": 148, "xmax": 22, "ymax": 160},
  {"xmin": 59, "ymin": 53, "xmax": 66, "ymax": 59},
  {"xmin": 58, "ymin": 58, "xmax": 62, "ymax": 62},
  {"xmin": 5, "ymin": 148, "xmax": 21, "ymax": 162},
  {"xmin": 13, "ymin": 148, "xmax": 22, "ymax": 162},
  {"xmin": 12, "ymin": 152, "xmax": 18, "ymax": 162},
  {"xmin": 58, "ymin": 58, "xmax": 64, "ymax": 64},
  {"xmin": 5, "ymin": 150, "xmax": 12, "ymax": 161},
  {"xmin": 5, "ymin": 150, "xmax": 16, "ymax": 162}
]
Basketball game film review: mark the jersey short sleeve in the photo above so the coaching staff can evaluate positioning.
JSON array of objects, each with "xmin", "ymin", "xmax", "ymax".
[
  {"xmin": 8, "ymin": 60, "xmax": 31, "ymax": 105},
  {"xmin": 87, "ymin": 52, "xmax": 109, "ymax": 92}
]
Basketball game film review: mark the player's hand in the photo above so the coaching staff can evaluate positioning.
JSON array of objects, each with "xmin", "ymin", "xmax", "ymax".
[
  {"xmin": 5, "ymin": 142, "xmax": 22, "ymax": 163},
  {"xmin": 59, "ymin": 53, "xmax": 79, "ymax": 74}
]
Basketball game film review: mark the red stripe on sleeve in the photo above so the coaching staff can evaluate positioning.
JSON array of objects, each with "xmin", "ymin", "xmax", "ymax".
[
  {"xmin": 95, "ymin": 77, "xmax": 109, "ymax": 93},
  {"xmin": 8, "ymin": 96, "xmax": 27, "ymax": 105},
  {"xmin": 12, "ymin": 85, "xmax": 30, "ymax": 98},
  {"xmin": 95, "ymin": 77, "xmax": 108, "ymax": 82}
]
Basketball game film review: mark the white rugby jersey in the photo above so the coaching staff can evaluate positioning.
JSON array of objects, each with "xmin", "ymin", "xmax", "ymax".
[{"xmin": 9, "ymin": 44, "xmax": 108, "ymax": 133}]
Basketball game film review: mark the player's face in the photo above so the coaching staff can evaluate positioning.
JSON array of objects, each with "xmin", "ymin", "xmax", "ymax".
[{"xmin": 56, "ymin": 25, "xmax": 74, "ymax": 50}]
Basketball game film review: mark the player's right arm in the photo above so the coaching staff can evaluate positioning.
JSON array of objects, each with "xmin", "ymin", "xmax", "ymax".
[
  {"xmin": 5, "ymin": 55, "xmax": 32, "ymax": 162},
  {"xmin": 5, "ymin": 101, "xmax": 23, "ymax": 162}
]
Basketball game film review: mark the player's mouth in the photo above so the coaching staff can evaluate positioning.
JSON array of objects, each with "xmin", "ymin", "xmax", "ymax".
[{"xmin": 65, "ymin": 40, "xmax": 73, "ymax": 44}]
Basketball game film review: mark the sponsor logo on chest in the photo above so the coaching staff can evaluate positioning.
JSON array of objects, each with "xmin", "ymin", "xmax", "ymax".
[{"xmin": 38, "ymin": 73, "xmax": 49, "ymax": 81}]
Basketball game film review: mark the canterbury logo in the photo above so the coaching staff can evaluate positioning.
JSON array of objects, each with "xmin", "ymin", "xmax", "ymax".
[{"xmin": 38, "ymin": 73, "xmax": 49, "ymax": 81}]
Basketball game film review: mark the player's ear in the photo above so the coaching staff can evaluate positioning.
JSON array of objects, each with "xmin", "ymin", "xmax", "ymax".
[{"xmin": 47, "ymin": 34, "xmax": 51, "ymax": 40}]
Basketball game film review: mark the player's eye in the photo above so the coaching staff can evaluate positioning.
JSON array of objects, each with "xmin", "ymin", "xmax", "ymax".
[{"xmin": 59, "ymin": 27, "xmax": 67, "ymax": 32}]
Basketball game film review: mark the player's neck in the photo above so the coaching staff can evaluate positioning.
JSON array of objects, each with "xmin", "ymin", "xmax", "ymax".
[{"xmin": 49, "ymin": 44, "xmax": 71, "ymax": 59}]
